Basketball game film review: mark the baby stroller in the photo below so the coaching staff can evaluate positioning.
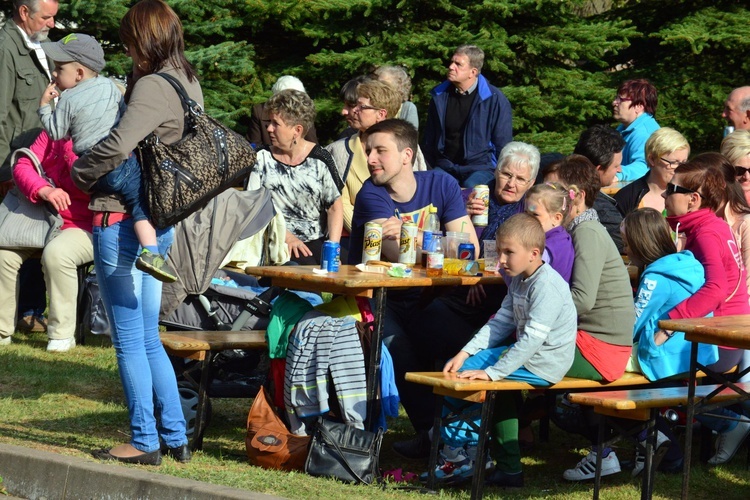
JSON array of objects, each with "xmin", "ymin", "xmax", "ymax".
[{"xmin": 159, "ymin": 187, "xmax": 288, "ymax": 438}]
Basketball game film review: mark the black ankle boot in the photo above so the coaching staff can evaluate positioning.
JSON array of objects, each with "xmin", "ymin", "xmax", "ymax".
[{"xmin": 161, "ymin": 443, "xmax": 192, "ymax": 463}]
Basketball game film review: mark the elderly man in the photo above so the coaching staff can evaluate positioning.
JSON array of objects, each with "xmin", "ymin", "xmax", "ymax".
[
  {"xmin": 574, "ymin": 125, "xmax": 626, "ymax": 253},
  {"xmin": 422, "ymin": 44, "xmax": 513, "ymax": 188},
  {"xmin": 723, "ymin": 86, "xmax": 750, "ymax": 132},
  {"xmin": 0, "ymin": 0, "xmax": 59, "ymax": 334}
]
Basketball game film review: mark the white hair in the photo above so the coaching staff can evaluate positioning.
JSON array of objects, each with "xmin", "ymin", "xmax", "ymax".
[
  {"xmin": 271, "ymin": 75, "xmax": 306, "ymax": 95},
  {"xmin": 497, "ymin": 141, "xmax": 541, "ymax": 180}
]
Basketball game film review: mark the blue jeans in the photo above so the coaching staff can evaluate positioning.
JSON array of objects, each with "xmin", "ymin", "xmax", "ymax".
[
  {"xmin": 93, "ymin": 218, "xmax": 186, "ymax": 452},
  {"xmin": 95, "ymin": 153, "xmax": 148, "ymax": 222}
]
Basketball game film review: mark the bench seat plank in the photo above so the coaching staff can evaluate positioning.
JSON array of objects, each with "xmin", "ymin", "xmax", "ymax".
[
  {"xmin": 568, "ymin": 383, "xmax": 750, "ymax": 411},
  {"xmin": 160, "ymin": 330, "xmax": 267, "ymax": 361},
  {"xmin": 405, "ymin": 371, "xmax": 654, "ymax": 392}
]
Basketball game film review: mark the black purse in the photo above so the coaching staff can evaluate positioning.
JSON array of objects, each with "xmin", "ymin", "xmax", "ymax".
[
  {"xmin": 137, "ymin": 73, "xmax": 256, "ymax": 229},
  {"xmin": 304, "ymin": 417, "xmax": 383, "ymax": 484}
]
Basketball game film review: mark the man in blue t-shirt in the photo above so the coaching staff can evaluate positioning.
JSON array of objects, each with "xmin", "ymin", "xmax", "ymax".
[{"xmin": 350, "ymin": 118, "xmax": 479, "ymax": 457}]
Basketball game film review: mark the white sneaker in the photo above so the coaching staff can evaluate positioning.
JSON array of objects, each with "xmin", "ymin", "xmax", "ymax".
[
  {"xmin": 0, "ymin": 335, "xmax": 11, "ymax": 346},
  {"xmin": 708, "ymin": 416, "xmax": 750, "ymax": 465},
  {"xmin": 632, "ymin": 430, "xmax": 671, "ymax": 477},
  {"xmin": 47, "ymin": 337, "xmax": 75, "ymax": 352},
  {"xmin": 563, "ymin": 450, "xmax": 621, "ymax": 481}
]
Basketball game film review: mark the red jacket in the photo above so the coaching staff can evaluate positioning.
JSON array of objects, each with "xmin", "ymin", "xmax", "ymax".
[
  {"xmin": 667, "ymin": 208, "xmax": 749, "ymax": 319},
  {"xmin": 12, "ymin": 131, "xmax": 92, "ymax": 232}
]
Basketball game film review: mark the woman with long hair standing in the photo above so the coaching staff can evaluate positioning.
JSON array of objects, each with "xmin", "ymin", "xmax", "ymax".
[{"xmin": 72, "ymin": 0, "xmax": 199, "ymax": 465}]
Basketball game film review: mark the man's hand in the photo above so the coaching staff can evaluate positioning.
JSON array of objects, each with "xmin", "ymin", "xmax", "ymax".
[
  {"xmin": 380, "ymin": 215, "xmax": 402, "ymax": 240},
  {"xmin": 443, "ymin": 351, "xmax": 470, "ymax": 374},
  {"xmin": 285, "ymin": 232, "xmax": 312, "ymax": 259},
  {"xmin": 466, "ymin": 284, "xmax": 486, "ymax": 306},
  {"xmin": 37, "ymin": 186, "xmax": 70, "ymax": 212},
  {"xmin": 40, "ymin": 82, "xmax": 58, "ymax": 107}
]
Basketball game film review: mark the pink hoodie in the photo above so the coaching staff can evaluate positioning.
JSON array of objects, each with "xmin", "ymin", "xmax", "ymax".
[
  {"xmin": 12, "ymin": 131, "xmax": 92, "ymax": 233},
  {"xmin": 667, "ymin": 208, "xmax": 750, "ymax": 319}
]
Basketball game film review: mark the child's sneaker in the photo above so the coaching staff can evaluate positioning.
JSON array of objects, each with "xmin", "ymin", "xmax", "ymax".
[
  {"xmin": 419, "ymin": 445, "xmax": 470, "ymax": 484},
  {"xmin": 563, "ymin": 450, "xmax": 621, "ymax": 481},
  {"xmin": 136, "ymin": 249, "xmax": 178, "ymax": 283}
]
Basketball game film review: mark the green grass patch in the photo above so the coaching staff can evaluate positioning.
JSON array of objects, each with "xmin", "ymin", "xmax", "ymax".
[{"xmin": 1, "ymin": 332, "xmax": 749, "ymax": 498}]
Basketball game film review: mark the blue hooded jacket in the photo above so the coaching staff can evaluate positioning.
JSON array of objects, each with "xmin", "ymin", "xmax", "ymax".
[{"xmin": 633, "ymin": 250, "xmax": 718, "ymax": 381}]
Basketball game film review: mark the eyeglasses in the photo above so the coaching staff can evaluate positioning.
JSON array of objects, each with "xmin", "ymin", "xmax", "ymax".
[
  {"xmin": 660, "ymin": 157, "xmax": 685, "ymax": 168},
  {"xmin": 665, "ymin": 182, "xmax": 699, "ymax": 197},
  {"xmin": 353, "ymin": 103, "xmax": 381, "ymax": 113},
  {"xmin": 735, "ymin": 166, "xmax": 750, "ymax": 177},
  {"xmin": 497, "ymin": 171, "xmax": 531, "ymax": 185},
  {"xmin": 613, "ymin": 96, "xmax": 632, "ymax": 105}
]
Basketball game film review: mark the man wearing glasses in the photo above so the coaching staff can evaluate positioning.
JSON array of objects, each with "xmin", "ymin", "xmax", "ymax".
[
  {"xmin": 422, "ymin": 44, "xmax": 513, "ymax": 189},
  {"xmin": 574, "ymin": 125, "xmax": 626, "ymax": 253}
]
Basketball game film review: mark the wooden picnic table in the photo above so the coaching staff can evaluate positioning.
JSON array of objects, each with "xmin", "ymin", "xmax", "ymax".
[
  {"xmin": 658, "ymin": 314, "xmax": 750, "ymax": 499},
  {"xmin": 244, "ymin": 264, "xmax": 506, "ymax": 430}
]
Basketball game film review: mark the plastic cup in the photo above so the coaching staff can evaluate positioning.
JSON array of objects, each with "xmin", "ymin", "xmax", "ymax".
[
  {"xmin": 483, "ymin": 240, "xmax": 499, "ymax": 272},
  {"xmin": 445, "ymin": 231, "xmax": 470, "ymax": 258}
]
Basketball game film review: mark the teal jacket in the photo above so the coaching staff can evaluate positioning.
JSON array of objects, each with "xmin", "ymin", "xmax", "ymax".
[{"xmin": 0, "ymin": 19, "xmax": 53, "ymax": 181}]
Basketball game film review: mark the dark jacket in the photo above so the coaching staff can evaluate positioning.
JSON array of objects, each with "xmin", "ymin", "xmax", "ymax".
[
  {"xmin": 422, "ymin": 74, "xmax": 512, "ymax": 176},
  {"xmin": 593, "ymin": 191, "xmax": 624, "ymax": 253},
  {"xmin": 0, "ymin": 19, "xmax": 54, "ymax": 181},
  {"xmin": 613, "ymin": 173, "xmax": 650, "ymax": 218}
]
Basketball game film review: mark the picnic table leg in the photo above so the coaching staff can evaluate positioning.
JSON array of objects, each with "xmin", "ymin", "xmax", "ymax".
[
  {"xmin": 681, "ymin": 342, "xmax": 699, "ymax": 500},
  {"xmin": 427, "ymin": 394, "xmax": 444, "ymax": 490},
  {"xmin": 641, "ymin": 408, "xmax": 656, "ymax": 500},
  {"xmin": 191, "ymin": 354, "xmax": 212, "ymax": 451},
  {"xmin": 594, "ymin": 419, "xmax": 604, "ymax": 500},
  {"xmin": 366, "ymin": 287, "xmax": 385, "ymax": 431},
  {"xmin": 470, "ymin": 390, "xmax": 496, "ymax": 500}
]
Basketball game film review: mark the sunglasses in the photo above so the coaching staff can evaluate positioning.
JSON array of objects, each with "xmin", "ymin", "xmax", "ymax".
[
  {"xmin": 735, "ymin": 166, "xmax": 750, "ymax": 177},
  {"xmin": 665, "ymin": 182, "xmax": 698, "ymax": 196}
]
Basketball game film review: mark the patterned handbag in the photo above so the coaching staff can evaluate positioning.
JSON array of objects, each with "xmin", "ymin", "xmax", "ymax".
[{"xmin": 137, "ymin": 73, "xmax": 256, "ymax": 229}]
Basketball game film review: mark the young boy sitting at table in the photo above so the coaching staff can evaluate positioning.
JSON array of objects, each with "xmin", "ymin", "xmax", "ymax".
[{"xmin": 438, "ymin": 212, "xmax": 578, "ymax": 487}]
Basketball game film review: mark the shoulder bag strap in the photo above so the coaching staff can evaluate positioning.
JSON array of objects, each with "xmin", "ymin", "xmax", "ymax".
[
  {"xmin": 10, "ymin": 147, "xmax": 56, "ymax": 188},
  {"xmin": 154, "ymin": 73, "xmax": 202, "ymax": 134}
]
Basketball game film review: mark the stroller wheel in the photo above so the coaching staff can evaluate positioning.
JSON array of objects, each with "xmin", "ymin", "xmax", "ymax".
[{"xmin": 177, "ymin": 381, "xmax": 212, "ymax": 439}]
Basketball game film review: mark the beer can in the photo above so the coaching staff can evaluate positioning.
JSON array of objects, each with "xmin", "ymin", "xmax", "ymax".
[
  {"xmin": 321, "ymin": 240, "xmax": 341, "ymax": 272},
  {"xmin": 362, "ymin": 222, "xmax": 382, "ymax": 263},
  {"xmin": 399, "ymin": 222, "xmax": 418, "ymax": 266},
  {"xmin": 458, "ymin": 242, "xmax": 475, "ymax": 261},
  {"xmin": 471, "ymin": 184, "xmax": 490, "ymax": 226}
]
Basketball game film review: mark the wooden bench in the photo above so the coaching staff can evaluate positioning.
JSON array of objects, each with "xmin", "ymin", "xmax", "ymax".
[
  {"xmin": 160, "ymin": 330, "xmax": 267, "ymax": 450},
  {"xmin": 567, "ymin": 383, "xmax": 750, "ymax": 500},
  {"xmin": 405, "ymin": 371, "xmax": 661, "ymax": 500}
]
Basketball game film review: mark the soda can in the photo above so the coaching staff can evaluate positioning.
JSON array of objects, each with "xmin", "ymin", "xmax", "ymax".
[
  {"xmin": 321, "ymin": 240, "xmax": 341, "ymax": 272},
  {"xmin": 458, "ymin": 242, "xmax": 475, "ymax": 261},
  {"xmin": 471, "ymin": 184, "xmax": 490, "ymax": 226},
  {"xmin": 362, "ymin": 222, "xmax": 382, "ymax": 263},
  {"xmin": 399, "ymin": 222, "xmax": 418, "ymax": 266}
]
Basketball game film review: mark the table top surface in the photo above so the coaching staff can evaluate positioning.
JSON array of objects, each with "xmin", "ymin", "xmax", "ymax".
[
  {"xmin": 659, "ymin": 315, "xmax": 750, "ymax": 350},
  {"xmin": 245, "ymin": 264, "xmax": 506, "ymax": 295}
]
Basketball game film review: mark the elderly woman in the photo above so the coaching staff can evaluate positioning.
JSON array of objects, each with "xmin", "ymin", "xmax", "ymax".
[
  {"xmin": 373, "ymin": 65, "xmax": 419, "ymax": 130},
  {"xmin": 721, "ymin": 129, "xmax": 750, "ymax": 205},
  {"xmin": 247, "ymin": 89, "xmax": 343, "ymax": 265},
  {"xmin": 0, "ymin": 131, "xmax": 93, "ymax": 351},
  {"xmin": 614, "ymin": 127, "xmax": 690, "ymax": 217},
  {"xmin": 247, "ymin": 75, "xmax": 317, "ymax": 147},
  {"xmin": 612, "ymin": 79, "xmax": 661, "ymax": 182}
]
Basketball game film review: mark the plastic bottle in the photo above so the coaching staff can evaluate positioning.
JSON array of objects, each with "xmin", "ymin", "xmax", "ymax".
[
  {"xmin": 424, "ymin": 206, "xmax": 441, "ymax": 238},
  {"xmin": 426, "ymin": 235, "xmax": 444, "ymax": 277},
  {"xmin": 421, "ymin": 206, "xmax": 441, "ymax": 267}
]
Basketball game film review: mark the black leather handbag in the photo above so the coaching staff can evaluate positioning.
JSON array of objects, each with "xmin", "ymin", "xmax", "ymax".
[
  {"xmin": 137, "ymin": 73, "xmax": 256, "ymax": 229},
  {"xmin": 304, "ymin": 417, "xmax": 383, "ymax": 484}
]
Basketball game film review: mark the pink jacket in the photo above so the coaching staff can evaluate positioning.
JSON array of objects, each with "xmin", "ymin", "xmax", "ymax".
[
  {"xmin": 12, "ymin": 131, "xmax": 93, "ymax": 232},
  {"xmin": 667, "ymin": 208, "xmax": 750, "ymax": 319}
]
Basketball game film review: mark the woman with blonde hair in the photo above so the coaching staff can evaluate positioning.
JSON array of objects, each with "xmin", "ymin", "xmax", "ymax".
[
  {"xmin": 615, "ymin": 127, "xmax": 690, "ymax": 217},
  {"xmin": 721, "ymin": 129, "xmax": 750, "ymax": 205}
]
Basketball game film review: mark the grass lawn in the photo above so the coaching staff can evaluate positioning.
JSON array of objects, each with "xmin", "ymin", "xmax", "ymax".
[{"xmin": 1, "ymin": 331, "xmax": 749, "ymax": 499}]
